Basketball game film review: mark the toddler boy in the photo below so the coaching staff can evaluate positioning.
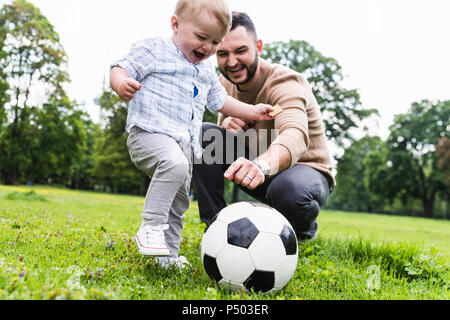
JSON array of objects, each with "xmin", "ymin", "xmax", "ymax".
[{"xmin": 110, "ymin": 0, "xmax": 274, "ymax": 268}]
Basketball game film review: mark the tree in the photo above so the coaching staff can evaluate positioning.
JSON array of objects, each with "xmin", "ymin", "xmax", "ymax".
[
  {"xmin": 366, "ymin": 100, "xmax": 449, "ymax": 218},
  {"xmin": 0, "ymin": 62, "xmax": 8, "ymax": 129},
  {"xmin": 436, "ymin": 137, "xmax": 450, "ymax": 192},
  {"xmin": 27, "ymin": 97, "xmax": 88, "ymax": 185},
  {"xmin": 0, "ymin": 0, "xmax": 70, "ymax": 184},
  {"xmin": 69, "ymin": 119, "xmax": 103, "ymax": 190},
  {"xmin": 261, "ymin": 40, "xmax": 378, "ymax": 147},
  {"xmin": 327, "ymin": 136, "xmax": 387, "ymax": 213}
]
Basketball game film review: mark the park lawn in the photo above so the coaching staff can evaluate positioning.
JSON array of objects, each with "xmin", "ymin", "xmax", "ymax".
[
  {"xmin": 317, "ymin": 210, "xmax": 450, "ymax": 261},
  {"xmin": 0, "ymin": 185, "xmax": 448, "ymax": 300}
]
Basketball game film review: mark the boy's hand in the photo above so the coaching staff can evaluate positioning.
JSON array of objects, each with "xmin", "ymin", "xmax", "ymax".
[
  {"xmin": 116, "ymin": 78, "xmax": 142, "ymax": 101},
  {"xmin": 221, "ymin": 117, "xmax": 256, "ymax": 134},
  {"xmin": 253, "ymin": 104, "xmax": 275, "ymax": 121}
]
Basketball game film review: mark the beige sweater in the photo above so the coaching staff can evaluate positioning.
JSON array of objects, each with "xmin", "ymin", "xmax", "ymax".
[{"xmin": 218, "ymin": 59, "xmax": 335, "ymax": 186}]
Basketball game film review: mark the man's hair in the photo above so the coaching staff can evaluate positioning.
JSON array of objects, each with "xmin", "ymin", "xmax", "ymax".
[
  {"xmin": 231, "ymin": 11, "xmax": 258, "ymax": 42},
  {"xmin": 175, "ymin": 0, "xmax": 232, "ymax": 33}
]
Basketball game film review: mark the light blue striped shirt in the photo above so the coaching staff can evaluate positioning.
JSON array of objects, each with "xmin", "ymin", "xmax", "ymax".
[{"xmin": 111, "ymin": 37, "xmax": 227, "ymax": 158}]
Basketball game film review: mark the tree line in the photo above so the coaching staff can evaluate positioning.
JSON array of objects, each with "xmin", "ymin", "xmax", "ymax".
[{"xmin": 1, "ymin": 1, "xmax": 448, "ymax": 219}]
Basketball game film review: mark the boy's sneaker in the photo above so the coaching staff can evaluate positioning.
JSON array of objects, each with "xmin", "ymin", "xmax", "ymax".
[
  {"xmin": 134, "ymin": 223, "xmax": 170, "ymax": 256},
  {"xmin": 155, "ymin": 256, "xmax": 190, "ymax": 269}
]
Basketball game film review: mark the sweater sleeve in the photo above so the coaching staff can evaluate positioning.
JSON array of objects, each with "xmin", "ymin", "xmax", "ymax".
[
  {"xmin": 271, "ymin": 107, "xmax": 309, "ymax": 168},
  {"xmin": 267, "ymin": 73, "xmax": 311, "ymax": 167}
]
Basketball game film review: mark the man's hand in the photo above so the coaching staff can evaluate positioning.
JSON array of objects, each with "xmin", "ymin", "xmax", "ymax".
[
  {"xmin": 224, "ymin": 157, "xmax": 265, "ymax": 190},
  {"xmin": 221, "ymin": 117, "xmax": 255, "ymax": 134},
  {"xmin": 116, "ymin": 78, "xmax": 142, "ymax": 101}
]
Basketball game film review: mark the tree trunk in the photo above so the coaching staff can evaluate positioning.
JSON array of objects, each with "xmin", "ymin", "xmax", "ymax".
[
  {"xmin": 3, "ymin": 170, "xmax": 17, "ymax": 185},
  {"xmin": 422, "ymin": 192, "xmax": 435, "ymax": 218}
]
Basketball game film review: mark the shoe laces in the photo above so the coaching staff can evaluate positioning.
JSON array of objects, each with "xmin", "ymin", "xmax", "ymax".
[{"xmin": 143, "ymin": 224, "xmax": 168, "ymax": 243}]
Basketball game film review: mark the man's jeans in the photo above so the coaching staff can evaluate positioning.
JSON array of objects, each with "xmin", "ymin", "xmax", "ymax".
[{"xmin": 193, "ymin": 123, "xmax": 333, "ymax": 240}]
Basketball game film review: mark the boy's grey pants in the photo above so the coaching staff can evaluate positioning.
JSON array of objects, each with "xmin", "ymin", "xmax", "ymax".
[{"xmin": 127, "ymin": 126, "xmax": 192, "ymax": 257}]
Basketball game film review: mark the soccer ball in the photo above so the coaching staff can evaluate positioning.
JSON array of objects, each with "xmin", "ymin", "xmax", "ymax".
[{"xmin": 201, "ymin": 201, "xmax": 298, "ymax": 293}]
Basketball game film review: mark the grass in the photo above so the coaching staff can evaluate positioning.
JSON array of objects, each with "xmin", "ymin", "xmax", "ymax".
[{"xmin": 0, "ymin": 185, "xmax": 448, "ymax": 300}]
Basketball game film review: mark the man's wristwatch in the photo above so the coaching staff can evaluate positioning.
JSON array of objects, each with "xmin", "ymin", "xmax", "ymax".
[{"xmin": 252, "ymin": 159, "xmax": 271, "ymax": 176}]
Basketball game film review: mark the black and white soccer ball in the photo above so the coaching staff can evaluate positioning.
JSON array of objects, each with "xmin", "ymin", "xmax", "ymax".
[{"xmin": 201, "ymin": 201, "xmax": 298, "ymax": 294}]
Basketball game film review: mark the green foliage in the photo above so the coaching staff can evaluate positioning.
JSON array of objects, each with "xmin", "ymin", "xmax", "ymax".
[
  {"xmin": 329, "ymin": 99, "xmax": 449, "ymax": 218},
  {"xmin": 366, "ymin": 100, "xmax": 449, "ymax": 217},
  {"xmin": 0, "ymin": 0, "xmax": 84, "ymax": 186},
  {"xmin": 27, "ymin": 98, "xmax": 88, "ymax": 184},
  {"xmin": 261, "ymin": 40, "xmax": 378, "ymax": 147},
  {"xmin": 436, "ymin": 137, "xmax": 450, "ymax": 192},
  {"xmin": 91, "ymin": 89, "xmax": 146, "ymax": 194},
  {"xmin": 4, "ymin": 190, "xmax": 47, "ymax": 202},
  {"xmin": 327, "ymin": 136, "xmax": 387, "ymax": 212},
  {"xmin": 69, "ymin": 120, "xmax": 103, "ymax": 190},
  {"xmin": 0, "ymin": 0, "xmax": 69, "ymax": 99}
]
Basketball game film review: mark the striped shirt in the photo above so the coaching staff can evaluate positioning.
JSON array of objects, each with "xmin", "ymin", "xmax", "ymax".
[{"xmin": 111, "ymin": 37, "xmax": 227, "ymax": 158}]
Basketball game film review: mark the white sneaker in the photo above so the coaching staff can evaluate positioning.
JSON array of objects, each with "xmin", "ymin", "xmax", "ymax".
[
  {"xmin": 155, "ymin": 256, "xmax": 190, "ymax": 269},
  {"xmin": 134, "ymin": 223, "xmax": 170, "ymax": 256}
]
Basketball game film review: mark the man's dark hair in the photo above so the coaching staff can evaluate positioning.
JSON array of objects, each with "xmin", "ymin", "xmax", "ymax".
[{"xmin": 231, "ymin": 11, "xmax": 257, "ymax": 42}]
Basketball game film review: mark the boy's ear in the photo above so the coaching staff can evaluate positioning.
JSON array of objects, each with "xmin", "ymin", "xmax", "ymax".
[{"xmin": 171, "ymin": 15, "xmax": 179, "ymax": 32}]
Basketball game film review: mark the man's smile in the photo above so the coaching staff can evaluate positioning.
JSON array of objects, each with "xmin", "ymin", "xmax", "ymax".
[{"xmin": 226, "ymin": 65, "xmax": 246, "ymax": 75}]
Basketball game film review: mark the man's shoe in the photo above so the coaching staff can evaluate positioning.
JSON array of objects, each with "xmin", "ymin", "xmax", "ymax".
[
  {"xmin": 155, "ymin": 256, "xmax": 190, "ymax": 269},
  {"xmin": 134, "ymin": 223, "xmax": 170, "ymax": 256}
]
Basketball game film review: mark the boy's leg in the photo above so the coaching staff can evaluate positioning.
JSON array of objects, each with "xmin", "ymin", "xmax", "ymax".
[
  {"xmin": 127, "ymin": 127, "xmax": 190, "ymax": 255},
  {"xmin": 165, "ymin": 151, "xmax": 193, "ymax": 258},
  {"xmin": 127, "ymin": 127, "xmax": 190, "ymax": 225}
]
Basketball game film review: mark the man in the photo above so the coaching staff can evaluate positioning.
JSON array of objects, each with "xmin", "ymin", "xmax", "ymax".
[{"xmin": 193, "ymin": 12, "xmax": 335, "ymax": 240}]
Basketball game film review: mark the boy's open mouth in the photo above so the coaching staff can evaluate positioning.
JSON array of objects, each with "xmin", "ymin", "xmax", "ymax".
[{"xmin": 194, "ymin": 50, "xmax": 205, "ymax": 59}]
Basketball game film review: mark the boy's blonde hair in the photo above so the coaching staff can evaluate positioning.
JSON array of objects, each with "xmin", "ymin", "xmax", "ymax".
[{"xmin": 175, "ymin": 0, "xmax": 232, "ymax": 34}]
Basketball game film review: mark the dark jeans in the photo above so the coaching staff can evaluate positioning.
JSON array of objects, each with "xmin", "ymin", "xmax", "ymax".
[{"xmin": 193, "ymin": 123, "xmax": 333, "ymax": 240}]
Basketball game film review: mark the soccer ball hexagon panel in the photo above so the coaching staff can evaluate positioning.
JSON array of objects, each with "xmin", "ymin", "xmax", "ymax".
[{"xmin": 201, "ymin": 202, "xmax": 298, "ymax": 293}]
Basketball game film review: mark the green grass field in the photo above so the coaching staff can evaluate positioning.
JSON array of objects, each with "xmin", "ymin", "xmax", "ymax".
[{"xmin": 0, "ymin": 185, "xmax": 448, "ymax": 300}]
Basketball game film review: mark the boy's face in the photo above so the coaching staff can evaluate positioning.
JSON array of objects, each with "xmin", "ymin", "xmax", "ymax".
[{"xmin": 171, "ymin": 11, "xmax": 227, "ymax": 65}]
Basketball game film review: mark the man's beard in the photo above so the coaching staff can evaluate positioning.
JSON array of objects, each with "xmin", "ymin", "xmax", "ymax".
[{"xmin": 220, "ymin": 54, "xmax": 259, "ymax": 87}]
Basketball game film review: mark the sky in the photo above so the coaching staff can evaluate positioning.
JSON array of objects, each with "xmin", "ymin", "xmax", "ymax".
[{"xmin": 4, "ymin": 0, "xmax": 450, "ymax": 142}]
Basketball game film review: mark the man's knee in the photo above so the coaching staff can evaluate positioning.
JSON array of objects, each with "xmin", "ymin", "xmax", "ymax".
[{"xmin": 267, "ymin": 174, "xmax": 323, "ymax": 232}]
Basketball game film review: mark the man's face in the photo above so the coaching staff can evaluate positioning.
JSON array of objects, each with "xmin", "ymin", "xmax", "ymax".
[
  {"xmin": 217, "ymin": 26, "xmax": 262, "ymax": 86},
  {"xmin": 171, "ymin": 11, "xmax": 226, "ymax": 65}
]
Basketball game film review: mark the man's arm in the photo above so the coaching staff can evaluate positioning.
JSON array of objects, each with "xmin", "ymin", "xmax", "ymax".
[{"xmin": 256, "ymin": 144, "xmax": 292, "ymax": 176}]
